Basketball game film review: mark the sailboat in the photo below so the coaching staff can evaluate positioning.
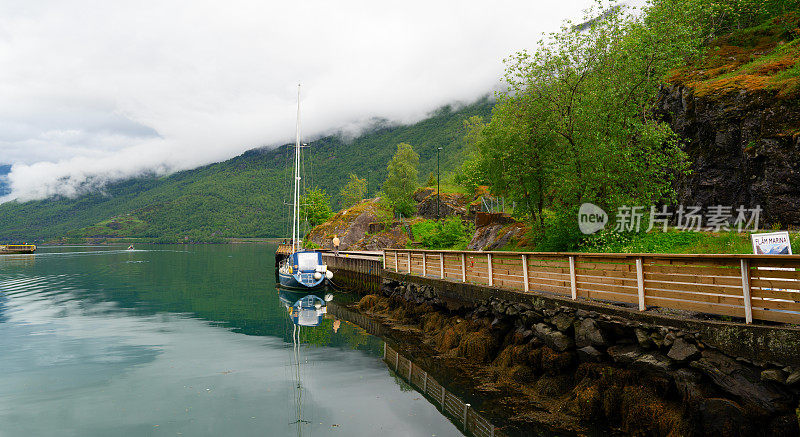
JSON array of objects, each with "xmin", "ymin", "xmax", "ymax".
[{"xmin": 277, "ymin": 84, "xmax": 333, "ymax": 290}]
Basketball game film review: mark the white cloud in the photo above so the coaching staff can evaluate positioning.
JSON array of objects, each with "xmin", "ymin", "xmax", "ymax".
[{"xmin": 0, "ymin": 0, "xmax": 595, "ymax": 202}]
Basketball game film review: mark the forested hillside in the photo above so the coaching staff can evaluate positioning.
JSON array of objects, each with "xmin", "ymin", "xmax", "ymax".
[{"xmin": 0, "ymin": 99, "xmax": 492, "ymax": 241}]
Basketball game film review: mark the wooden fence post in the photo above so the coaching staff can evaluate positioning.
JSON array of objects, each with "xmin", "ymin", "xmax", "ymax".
[
  {"xmin": 394, "ymin": 250, "xmax": 398, "ymax": 272},
  {"xmin": 440, "ymin": 252, "xmax": 445, "ymax": 279},
  {"xmin": 461, "ymin": 253, "xmax": 466, "ymax": 282},
  {"xmin": 740, "ymin": 259, "xmax": 753, "ymax": 324},
  {"xmin": 423, "ymin": 371, "xmax": 428, "ymax": 392},
  {"xmin": 463, "ymin": 403, "xmax": 470, "ymax": 430},
  {"xmin": 382, "ymin": 251, "xmax": 386, "ymax": 269},
  {"xmin": 569, "ymin": 256, "xmax": 577, "ymax": 300},
  {"xmin": 521, "ymin": 254, "xmax": 529, "ymax": 292},
  {"xmin": 422, "ymin": 252, "xmax": 427, "ymax": 277},
  {"xmin": 487, "ymin": 253, "xmax": 493, "ymax": 286},
  {"xmin": 407, "ymin": 252, "xmax": 411, "ymax": 274},
  {"xmin": 636, "ymin": 257, "xmax": 646, "ymax": 311}
]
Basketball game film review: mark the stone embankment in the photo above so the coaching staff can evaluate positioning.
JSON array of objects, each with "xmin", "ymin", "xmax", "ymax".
[{"xmin": 359, "ymin": 276, "xmax": 800, "ymax": 436}]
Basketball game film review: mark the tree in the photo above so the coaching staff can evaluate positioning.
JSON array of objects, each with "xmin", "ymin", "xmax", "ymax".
[
  {"xmin": 339, "ymin": 174, "xmax": 368, "ymax": 209},
  {"xmin": 382, "ymin": 143, "xmax": 419, "ymax": 217},
  {"xmin": 466, "ymin": 0, "xmax": 696, "ymax": 246},
  {"xmin": 301, "ymin": 187, "xmax": 332, "ymax": 228}
]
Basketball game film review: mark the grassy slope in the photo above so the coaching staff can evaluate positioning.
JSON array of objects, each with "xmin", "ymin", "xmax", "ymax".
[{"xmin": 0, "ymin": 99, "xmax": 492, "ymax": 241}]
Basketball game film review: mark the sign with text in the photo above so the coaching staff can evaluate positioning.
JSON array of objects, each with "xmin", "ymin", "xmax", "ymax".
[{"xmin": 751, "ymin": 231, "xmax": 792, "ymax": 255}]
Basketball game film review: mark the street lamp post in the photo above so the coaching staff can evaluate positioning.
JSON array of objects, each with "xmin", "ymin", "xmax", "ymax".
[{"xmin": 437, "ymin": 147, "xmax": 443, "ymax": 220}]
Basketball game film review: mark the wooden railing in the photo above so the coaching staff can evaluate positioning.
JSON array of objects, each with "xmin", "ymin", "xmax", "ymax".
[
  {"xmin": 383, "ymin": 249, "xmax": 800, "ymax": 325},
  {"xmin": 384, "ymin": 344, "xmax": 503, "ymax": 437}
]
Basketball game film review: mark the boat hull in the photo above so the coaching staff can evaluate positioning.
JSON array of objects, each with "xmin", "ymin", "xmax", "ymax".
[
  {"xmin": 0, "ymin": 245, "xmax": 36, "ymax": 255},
  {"xmin": 278, "ymin": 270, "xmax": 326, "ymax": 290}
]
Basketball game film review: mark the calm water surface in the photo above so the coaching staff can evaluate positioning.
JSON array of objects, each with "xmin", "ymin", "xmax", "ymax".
[{"xmin": 0, "ymin": 244, "xmax": 463, "ymax": 436}]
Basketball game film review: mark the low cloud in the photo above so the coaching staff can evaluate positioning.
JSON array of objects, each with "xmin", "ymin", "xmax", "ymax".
[{"xmin": 0, "ymin": 0, "xmax": 594, "ymax": 203}]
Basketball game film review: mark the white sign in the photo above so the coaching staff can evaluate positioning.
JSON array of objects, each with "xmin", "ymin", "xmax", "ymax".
[{"xmin": 751, "ymin": 231, "xmax": 792, "ymax": 255}]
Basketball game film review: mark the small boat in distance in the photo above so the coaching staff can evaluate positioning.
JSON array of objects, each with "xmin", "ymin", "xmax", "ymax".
[
  {"xmin": 0, "ymin": 244, "xmax": 36, "ymax": 254},
  {"xmin": 276, "ymin": 84, "xmax": 332, "ymax": 290}
]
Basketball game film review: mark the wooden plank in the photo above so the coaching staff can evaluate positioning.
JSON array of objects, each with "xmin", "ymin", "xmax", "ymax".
[
  {"xmin": 529, "ymin": 283, "xmax": 572, "ymax": 295},
  {"xmin": 644, "ymin": 272, "xmax": 743, "ymax": 287},
  {"xmin": 636, "ymin": 257, "xmax": 645, "ymax": 311},
  {"xmin": 522, "ymin": 254, "xmax": 529, "ymax": 292},
  {"xmin": 750, "ymin": 278, "xmax": 800, "ymax": 290},
  {"xmin": 750, "ymin": 268, "xmax": 800, "ymax": 280},
  {"xmin": 569, "ymin": 256, "xmax": 577, "ymax": 300},
  {"xmin": 575, "ymin": 280, "xmax": 638, "ymax": 294},
  {"xmin": 646, "ymin": 296, "xmax": 745, "ymax": 318},
  {"xmin": 645, "ymin": 257, "xmax": 741, "ymax": 267},
  {"xmin": 526, "ymin": 264, "xmax": 571, "ymax": 275},
  {"xmin": 574, "ymin": 261, "xmax": 635, "ymax": 272},
  {"xmin": 573, "ymin": 268, "xmax": 639, "ymax": 280},
  {"xmin": 577, "ymin": 288, "xmax": 640, "ymax": 304},
  {"xmin": 575, "ymin": 274, "xmax": 638, "ymax": 288},
  {"xmin": 525, "ymin": 259, "xmax": 573, "ymax": 268},
  {"xmin": 645, "ymin": 288, "xmax": 744, "ymax": 306},
  {"xmin": 750, "ymin": 287, "xmax": 800, "ymax": 300},
  {"xmin": 751, "ymin": 259, "xmax": 800, "ymax": 269},
  {"xmin": 751, "ymin": 308, "xmax": 800, "ymax": 323},
  {"xmin": 525, "ymin": 269, "xmax": 571, "ymax": 282},
  {"xmin": 643, "ymin": 279, "xmax": 745, "ymax": 296},
  {"xmin": 643, "ymin": 265, "xmax": 743, "ymax": 277},
  {"xmin": 751, "ymin": 299, "xmax": 800, "ymax": 312}
]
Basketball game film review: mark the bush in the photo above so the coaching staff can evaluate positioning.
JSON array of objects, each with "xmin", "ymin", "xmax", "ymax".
[{"xmin": 411, "ymin": 217, "xmax": 474, "ymax": 249}]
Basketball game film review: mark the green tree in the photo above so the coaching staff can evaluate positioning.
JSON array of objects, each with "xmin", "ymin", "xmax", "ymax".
[
  {"xmin": 338, "ymin": 174, "xmax": 368, "ymax": 209},
  {"xmin": 382, "ymin": 143, "xmax": 420, "ymax": 216},
  {"xmin": 467, "ymin": 0, "xmax": 697, "ymax": 247},
  {"xmin": 301, "ymin": 187, "xmax": 333, "ymax": 227}
]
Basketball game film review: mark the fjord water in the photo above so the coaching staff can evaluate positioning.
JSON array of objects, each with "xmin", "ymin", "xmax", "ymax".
[{"xmin": 0, "ymin": 244, "xmax": 462, "ymax": 436}]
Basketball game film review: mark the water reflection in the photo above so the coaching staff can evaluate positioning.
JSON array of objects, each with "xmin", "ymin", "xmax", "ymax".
[{"xmin": 0, "ymin": 245, "xmax": 465, "ymax": 436}]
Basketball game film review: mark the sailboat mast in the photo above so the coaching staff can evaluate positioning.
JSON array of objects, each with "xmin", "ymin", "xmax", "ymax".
[{"xmin": 293, "ymin": 84, "xmax": 301, "ymax": 252}]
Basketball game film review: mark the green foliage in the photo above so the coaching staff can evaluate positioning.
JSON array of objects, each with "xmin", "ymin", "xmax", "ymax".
[
  {"xmin": 300, "ymin": 187, "xmax": 333, "ymax": 227},
  {"xmin": 0, "ymin": 100, "xmax": 492, "ymax": 240},
  {"xmin": 425, "ymin": 172, "xmax": 436, "ymax": 187},
  {"xmin": 576, "ymin": 229, "xmax": 758, "ymax": 254},
  {"xmin": 382, "ymin": 143, "xmax": 420, "ymax": 217},
  {"xmin": 463, "ymin": 0, "xmax": 708, "ymax": 249},
  {"xmin": 411, "ymin": 217, "xmax": 474, "ymax": 249},
  {"xmin": 338, "ymin": 174, "xmax": 368, "ymax": 209}
]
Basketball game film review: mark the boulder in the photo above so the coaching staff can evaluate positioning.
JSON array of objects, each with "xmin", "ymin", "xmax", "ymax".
[
  {"xmin": 690, "ymin": 350, "xmax": 793, "ymax": 414},
  {"xmin": 467, "ymin": 222, "xmax": 527, "ymax": 251},
  {"xmin": 785, "ymin": 369, "xmax": 800, "ymax": 386},
  {"xmin": 551, "ymin": 313, "xmax": 575, "ymax": 332},
  {"xmin": 574, "ymin": 318, "xmax": 608, "ymax": 348},
  {"xmin": 760, "ymin": 368, "xmax": 786, "ymax": 384},
  {"xmin": 607, "ymin": 344, "xmax": 643, "ymax": 365},
  {"xmin": 412, "ymin": 187, "xmax": 435, "ymax": 202},
  {"xmin": 534, "ymin": 323, "xmax": 574, "ymax": 352},
  {"xmin": 667, "ymin": 337, "xmax": 700, "ymax": 362},
  {"xmin": 576, "ymin": 346, "xmax": 603, "ymax": 363},
  {"xmin": 634, "ymin": 328, "xmax": 654, "ymax": 348},
  {"xmin": 416, "ymin": 192, "xmax": 468, "ymax": 219},
  {"xmin": 633, "ymin": 352, "xmax": 673, "ymax": 373}
]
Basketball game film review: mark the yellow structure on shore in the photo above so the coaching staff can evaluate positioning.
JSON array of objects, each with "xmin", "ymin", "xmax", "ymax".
[{"xmin": 0, "ymin": 244, "xmax": 36, "ymax": 254}]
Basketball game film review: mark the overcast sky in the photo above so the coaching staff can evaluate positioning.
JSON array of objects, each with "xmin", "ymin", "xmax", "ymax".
[{"xmin": 0, "ymin": 0, "xmax": 596, "ymax": 202}]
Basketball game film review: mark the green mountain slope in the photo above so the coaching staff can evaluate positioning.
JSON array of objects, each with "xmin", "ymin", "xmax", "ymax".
[{"xmin": 0, "ymin": 99, "xmax": 492, "ymax": 241}]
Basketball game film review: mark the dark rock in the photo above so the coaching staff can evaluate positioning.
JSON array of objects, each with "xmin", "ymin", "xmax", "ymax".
[
  {"xmin": 411, "ymin": 187, "xmax": 435, "ymax": 202},
  {"xmin": 760, "ymin": 368, "xmax": 786, "ymax": 383},
  {"xmin": 785, "ymin": 369, "xmax": 800, "ymax": 386},
  {"xmin": 691, "ymin": 350, "xmax": 793, "ymax": 414},
  {"xmin": 633, "ymin": 352, "xmax": 673, "ymax": 373},
  {"xmin": 607, "ymin": 344, "xmax": 643, "ymax": 365},
  {"xmin": 667, "ymin": 337, "xmax": 700, "ymax": 362},
  {"xmin": 576, "ymin": 346, "xmax": 603, "ymax": 363},
  {"xmin": 574, "ymin": 318, "xmax": 608, "ymax": 347},
  {"xmin": 416, "ymin": 193, "xmax": 467, "ymax": 219},
  {"xmin": 699, "ymin": 398, "xmax": 755, "ymax": 436},
  {"xmin": 674, "ymin": 368, "xmax": 704, "ymax": 402},
  {"xmin": 657, "ymin": 83, "xmax": 800, "ymax": 227},
  {"xmin": 634, "ymin": 328, "xmax": 653, "ymax": 348},
  {"xmin": 551, "ymin": 313, "xmax": 575, "ymax": 332},
  {"xmin": 534, "ymin": 323, "xmax": 574, "ymax": 352}
]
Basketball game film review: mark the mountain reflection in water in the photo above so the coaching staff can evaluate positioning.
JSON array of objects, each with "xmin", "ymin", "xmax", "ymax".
[{"xmin": 0, "ymin": 244, "xmax": 463, "ymax": 436}]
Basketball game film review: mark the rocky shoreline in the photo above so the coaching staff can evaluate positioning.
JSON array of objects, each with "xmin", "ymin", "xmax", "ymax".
[{"xmin": 351, "ymin": 279, "xmax": 800, "ymax": 436}]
